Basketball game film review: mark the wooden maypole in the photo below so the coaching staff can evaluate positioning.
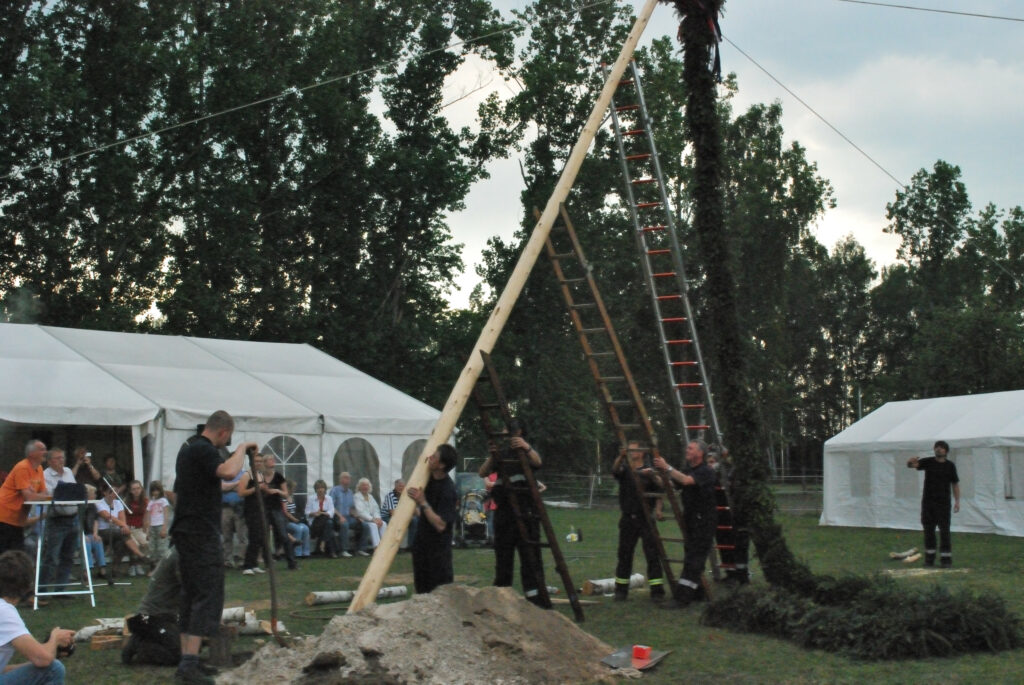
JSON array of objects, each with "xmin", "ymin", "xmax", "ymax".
[{"xmin": 348, "ymin": 0, "xmax": 661, "ymax": 613}]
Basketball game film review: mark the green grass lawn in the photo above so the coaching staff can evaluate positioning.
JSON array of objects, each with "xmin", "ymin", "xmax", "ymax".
[{"xmin": 21, "ymin": 506, "xmax": 1024, "ymax": 684}]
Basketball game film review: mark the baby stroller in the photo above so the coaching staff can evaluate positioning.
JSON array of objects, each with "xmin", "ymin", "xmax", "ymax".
[{"xmin": 454, "ymin": 474, "xmax": 491, "ymax": 547}]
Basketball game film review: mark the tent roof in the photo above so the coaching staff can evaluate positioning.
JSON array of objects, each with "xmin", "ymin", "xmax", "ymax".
[
  {"xmin": 1, "ymin": 324, "xmax": 440, "ymax": 435},
  {"xmin": 825, "ymin": 389, "xmax": 1024, "ymax": 452}
]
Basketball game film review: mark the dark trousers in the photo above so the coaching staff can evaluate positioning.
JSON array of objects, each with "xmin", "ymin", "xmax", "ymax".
[
  {"xmin": 0, "ymin": 522, "xmax": 24, "ymax": 553},
  {"xmin": 412, "ymin": 537, "xmax": 453, "ymax": 594},
  {"xmin": 921, "ymin": 499, "xmax": 952, "ymax": 565},
  {"xmin": 679, "ymin": 521, "xmax": 714, "ymax": 599},
  {"xmin": 243, "ymin": 506, "xmax": 265, "ymax": 570},
  {"xmin": 614, "ymin": 514, "xmax": 662, "ymax": 595},
  {"xmin": 493, "ymin": 508, "xmax": 546, "ymax": 602},
  {"xmin": 172, "ymin": 532, "xmax": 224, "ymax": 638},
  {"xmin": 40, "ymin": 515, "xmax": 79, "ymax": 591},
  {"xmin": 332, "ymin": 517, "xmax": 363, "ymax": 554},
  {"xmin": 309, "ymin": 516, "xmax": 338, "ymax": 555}
]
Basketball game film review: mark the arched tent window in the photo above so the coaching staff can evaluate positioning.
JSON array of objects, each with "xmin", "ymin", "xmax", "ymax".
[
  {"xmin": 401, "ymin": 439, "xmax": 427, "ymax": 482},
  {"xmin": 334, "ymin": 438, "xmax": 380, "ymax": 499},
  {"xmin": 263, "ymin": 436, "xmax": 308, "ymax": 515}
]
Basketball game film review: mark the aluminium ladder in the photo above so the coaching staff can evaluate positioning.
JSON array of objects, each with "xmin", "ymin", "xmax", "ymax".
[
  {"xmin": 471, "ymin": 350, "xmax": 585, "ymax": 622},
  {"xmin": 605, "ymin": 61, "xmax": 749, "ymax": 583},
  {"xmin": 539, "ymin": 204, "xmax": 709, "ymax": 602}
]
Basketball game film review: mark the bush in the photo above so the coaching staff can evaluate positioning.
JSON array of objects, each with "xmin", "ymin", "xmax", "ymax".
[{"xmin": 702, "ymin": 579, "xmax": 1022, "ymax": 660}]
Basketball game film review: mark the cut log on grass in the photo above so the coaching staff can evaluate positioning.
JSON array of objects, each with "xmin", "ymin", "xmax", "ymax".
[
  {"xmin": 221, "ymin": 607, "xmax": 248, "ymax": 624},
  {"xmin": 582, "ymin": 574, "xmax": 644, "ymax": 596},
  {"xmin": 306, "ymin": 586, "xmax": 407, "ymax": 606},
  {"xmin": 889, "ymin": 547, "xmax": 918, "ymax": 560},
  {"xmin": 74, "ymin": 620, "xmax": 125, "ymax": 642},
  {"xmin": 903, "ymin": 553, "xmax": 922, "ymax": 564},
  {"xmin": 89, "ymin": 634, "xmax": 123, "ymax": 650}
]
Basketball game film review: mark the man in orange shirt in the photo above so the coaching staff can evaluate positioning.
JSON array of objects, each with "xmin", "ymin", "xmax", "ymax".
[{"xmin": 0, "ymin": 440, "xmax": 50, "ymax": 553}]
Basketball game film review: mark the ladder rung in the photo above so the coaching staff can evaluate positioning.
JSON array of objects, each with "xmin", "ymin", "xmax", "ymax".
[
  {"xmin": 667, "ymin": 339, "xmax": 693, "ymax": 345},
  {"xmin": 661, "ymin": 317, "xmax": 687, "ymax": 323},
  {"xmin": 636, "ymin": 201, "xmax": 661, "ymax": 209},
  {"xmin": 653, "ymin": 271, "xmax": 677, "ymax": 278},
  {"xmin": 717, "ymin": 525, "xmax": 733, "ymax": 531},
  {"xmin": 609, "ymin": 400, "xmax": 633, "ymax": 406},
  {"xmin": 676, "ymin": 382, "xmax": 702, "ymax": 388},
  {"xmin": 616, "ymin": 104, "xmax": 640, "ymax": 112},
  {"xmin": 657, "ymin": 294, "xmax": 682, "ymax": 301},
  {"xmin": 716, "ymin": 544, "xmax": 736, "ymax": 551},
  {"xmin": 618, "ymin": 79, "xmax": 635, "ymax": 87},
  {"xmin": 670, "ymin": 361, "xmax": 697, "ymax": 366},
  {"xmin": 647, "ymin": 248, "xmax": 670, "ymax": 255},
  {"xmin": 570, "ymin": 302, "xmax": 597, "ymax": 310},
  {"xmin": 626, "ymin": 153, "xmax": 652, "ymax": 161},
  {"xmin": 642, "ymin": 225, "xmax": 666, "ymax": 232},
  {"xmin": 719, "ymin": 563, "xmax": 737, "ymax": 570},
  {"xmin": 687, "ymin": 424, "xmax": 710, "ymax": 430},
  {"xmin": 716, "ymin": 506, "xmax": 730, "ymax": 511},
  {"xmin": 560, "ymin": 277, "xmax": 586, "ymax": 284},
  {"xmin": 589, "ymin": 351, "xmax": 615, "ymax": 357},
  {"xmin": 581, "ymin": 327, "xmax": 608, "ymax": 334},
  {"xmin": 622, "ymin": 129, "xmax": 646, "ymax": 136},
  {"xmin": 681, "ymin": 403, "xmax": 705, "ymax": 409},
  {"xmin": 632, "ymin": 177, "xmax": 657, "ymax": 184},
  {"xmin": 643, "ymin": 492, "xmax": 661, "ymax": 499},
  {"xmin": 600, "ymin": 376, "xmax": 626, "ymax": 382},
  {"xmin": 550, "ymin": 252, "xmax": 575, "ymax": 260},
  {"xmin": 616, "ymin": 423, "xmax": 641, "ymax": 430}
]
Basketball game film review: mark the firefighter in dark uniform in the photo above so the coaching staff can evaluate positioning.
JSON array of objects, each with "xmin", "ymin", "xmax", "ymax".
[
  {"xmin": 907, "ymin": 440, "xmax": 960, "ymax": 567},
  {"xmin": 612, "ymin": 441, "xmax": 665, "ymax": 602},
  {"xmin": 654, "ymin": 439, "xmax": 717, "ymax": 605},
  {"xmin": 479, "ymin": 418, "xmax": 550, "ymax": 608}
]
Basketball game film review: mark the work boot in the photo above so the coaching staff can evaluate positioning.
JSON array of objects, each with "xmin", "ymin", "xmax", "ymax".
[
  {"xmin": 175, "ymin": 663, "xmax": 215, "ymax": 685},
  {"xmin": 614, "ymin": 585, "xmax": 629, "ymax": 602},
  {"xmin": 121, "ymin": 634, "xmax": 140, "ymax": 665},
  {"xmin": 649, "ymin": 585, "xmax": 665, "ymax": 604}
]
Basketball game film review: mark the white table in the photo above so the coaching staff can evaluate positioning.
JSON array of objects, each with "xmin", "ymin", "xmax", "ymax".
[{"xmin": 28, "ymin": 499, "xmax": 101, "ymax": 610}]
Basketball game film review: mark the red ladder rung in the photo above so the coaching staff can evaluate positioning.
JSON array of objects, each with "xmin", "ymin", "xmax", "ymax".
[
  {"xmin": 653, "ymin": 271, "xmax": 677, "ymax": 278},
  {"xmin": 687, "ymin": 424, "xmax": 711, "ymax": 430},
  {"xmin": 657, "ymin": 294, "xmax": 682, "ymax": 301},
  {"xmin": 676, "ymin": 382, "xmax": 703, "ymax": 388},
  {"xmin": 716, "ymin": 506, "xmax": 730, "ymax": 511},
  {"xmin": 623, "ymin": 129, "xmax": 646, "ymax": 136},
  {"xmin": 682, "ymin": 403, "xmax": 705, "ymax": 409},
  {"xmin": 661, "ymin": 317, "xmax": 687, "ymax": 323},
  {"xmin": 616, "ymin": 104, "xmax": 640, "ymax": 112},
  {"xmin": 719, "ymin": 563, "xmax": 737, "ymax": 570},
  {"xmin": 632, "ymin": 177, "xmax": 657, "ymax": 184},
  {"xmin": 626, "ymin": 153, "xmax": 652, "ymax": 161},
  {"xmin": 667, "ymin": 339, "xmax": 693, "ymax": 345},
  {"xmin": 717, "ymin": 525, "xmax": 733, "ymax": 531},
  {"xmin": 648, "ymin": 248, "xmax": 671, "ymax": 256},
  {"xmin": 642, "ymin": 225, "xmax": 666, "ymax": 232},
  {"xmin": 716, "ymin": 544, "xmax": 736, "ymax": 551},
  {"xmin": 619, "ymin": 79, "xmax": 635, "ymax": 87},
  {"xmin": 670, "ymin": 361, "xmax": 697, "ymax": 366},
  {"xmin": 636, "ymin": 201, "xmax": 661, "ymax": 209}
]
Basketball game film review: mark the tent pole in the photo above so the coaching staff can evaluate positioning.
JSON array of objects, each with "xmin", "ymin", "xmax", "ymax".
[{"xmin": 348, "ymin": 0, "xmax": 660, "ymax": 613}]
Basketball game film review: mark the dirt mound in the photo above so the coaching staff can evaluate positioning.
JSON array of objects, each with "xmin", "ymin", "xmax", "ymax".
[{"xmin": 217, "ymin": 584, "xmax": 616, "ymax": 684}]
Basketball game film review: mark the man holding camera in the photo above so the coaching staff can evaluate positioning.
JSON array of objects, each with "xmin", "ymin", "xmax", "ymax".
[
  {"xmin": 71, "ymin": 448, "xmax": 101, "ymax": 489},
  {"xmin": 170, "ymin": 411, "xmax": 255, "ymax": 685}
]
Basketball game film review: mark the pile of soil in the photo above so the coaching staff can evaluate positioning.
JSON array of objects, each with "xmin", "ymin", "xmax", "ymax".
[{"xmin": 218, "ymin": 584, "xmax": 617, "ymax": 684}]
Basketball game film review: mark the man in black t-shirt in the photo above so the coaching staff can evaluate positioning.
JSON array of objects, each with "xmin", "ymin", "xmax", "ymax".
[
  {"xmin": 478, "ymin": 418, "xmax": 549, "ymax": 608},
  {"xmin": 170, "ymin": 411, "xmax": 255, "ymax": 685},
  {"xmin": 907, "ymin": 440, "xmax": 961, "ymax": 568},
  {"xmin": 612, "ymin": 442, "xmax": 665, "ymax": 602},
  {"xmin": 408, "ymin": 444, "xmax": 459, "ymax": 594},
  {"xmin": 655, "ymin": 439, "xmax": 717, "ymax": 606}
]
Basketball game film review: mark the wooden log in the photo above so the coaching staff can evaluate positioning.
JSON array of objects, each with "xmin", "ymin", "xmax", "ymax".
[
  {"xmin": 582, "ymin": 573, "xmax": 645, "ymax": 596},
  {"xmin": 221, "ymin": 607, "xmax": 248, "ymax": 624},
  {"xmin": 207, "ymin": 624, "xmax": 238, "ymax": 669},
  {"xmin": 347, "ymin": 0, "xmax": 661, "ymax": 614},
  {"xmin": 306, "ymin": 586, "xmax": 408, "ymax": 606},
  {"xmin": 89, "ymin": 634, "xmax": 124, "ymax": 651}
]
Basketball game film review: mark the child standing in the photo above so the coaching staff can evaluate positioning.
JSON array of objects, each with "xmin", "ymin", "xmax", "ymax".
[{"xmin": 146, "ymin": 481, "xmax": 171, "ymax": 565}]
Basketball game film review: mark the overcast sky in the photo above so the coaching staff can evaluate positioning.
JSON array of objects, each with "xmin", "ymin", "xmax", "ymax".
[{"xmin": 440, "ymin": 0, "xmax": 1024, "ymax": 307}]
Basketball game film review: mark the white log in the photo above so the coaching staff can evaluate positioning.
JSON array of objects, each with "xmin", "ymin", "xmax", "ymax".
[
  {"xmin": 581, "ymin": 573, "xmax": 646, "ymax": 595},
  {"xmin": 306, "ymin": 585, "xmax": 407, "ymax": 606},
  {"xmin": 221, "ymin": 607, "xmax": 248, "ymax": 623},
  {"xmin": 347, "ymin": 0, "xmax": 661, "ymax": 615}
]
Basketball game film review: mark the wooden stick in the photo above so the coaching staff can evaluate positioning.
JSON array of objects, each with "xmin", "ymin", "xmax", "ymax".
[{"xmin": 347, "ymin": 0, "xmax": 660, "ymax": 615}]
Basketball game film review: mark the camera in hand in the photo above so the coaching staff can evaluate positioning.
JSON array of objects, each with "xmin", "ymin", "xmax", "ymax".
[{"xmin": 37, "ymin": 634, "xmax": 74, "ymax": 658}]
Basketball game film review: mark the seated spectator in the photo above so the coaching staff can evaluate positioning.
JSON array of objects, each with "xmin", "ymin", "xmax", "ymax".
[
  {"xmin": 0, "ymin": 550, "xmax": 75, "ymax": 684},
  {"xmin": 304, "ymin": 480, "xmax": 339, "ymax": 558},
  {"xmin": 95, "ymin": 485, "xmax": 148, "ymax": 579},
  {"xmin": 81, "ymin": 485, "xmax": 106, "ymax": 580},
  {"xmin": 282, "ymin": 481, "xmax": 310, "ymax": 559},
  {"xmin": 353, "ymin": 478, "xmax": 387, "ymax": 555}
]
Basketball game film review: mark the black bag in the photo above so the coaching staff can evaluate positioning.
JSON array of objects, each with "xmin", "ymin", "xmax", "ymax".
[
  {"xmin": 123, "ymin": 614, "xmax": 181, "ymax": 666},
  {"xmin": 52, "ymin": 481, "xmax": 87, "ymax": 517}
]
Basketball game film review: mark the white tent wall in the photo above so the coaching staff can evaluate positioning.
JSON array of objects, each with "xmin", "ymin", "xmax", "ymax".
[{"xmin": 821, "ymin": 390, "xmax": 1024, "ymax": 537}]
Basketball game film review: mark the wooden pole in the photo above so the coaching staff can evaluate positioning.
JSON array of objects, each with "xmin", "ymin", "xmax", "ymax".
[{"xmin": 348, "ymin": 0, "xmax": 660, "ymax": 613}]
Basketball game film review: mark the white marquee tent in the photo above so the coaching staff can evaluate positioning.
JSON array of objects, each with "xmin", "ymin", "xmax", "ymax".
[
  {"xmin": 0, "ymin": 323, "xmax": 442, "ymax": 500},
  {"xmin": 820, "ymin": 390, "xmax": 1024, "ymax": 537}
]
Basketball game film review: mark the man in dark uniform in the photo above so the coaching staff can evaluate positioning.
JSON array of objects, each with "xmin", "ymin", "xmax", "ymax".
[
  {"xmin": 407, "ymin": 444, "xmax": 458, "ymax": 594},
  {"xmin": 478, "ymin": 418, "xmax": 550, "ymax": 608},
  {"xmin": 654, "ymin": 439, "xmax": 717, "ymax": 606},
  {"xmin": 612, "ymin": 441, "xmax": 665, "ymax": 602},
  {"xmin": 907, "ymin": 440, "xmax": 960, "ymax": 568},
  {"xmin": 170, "ymin": 411, "xmax": 255, "ymax": 685}
]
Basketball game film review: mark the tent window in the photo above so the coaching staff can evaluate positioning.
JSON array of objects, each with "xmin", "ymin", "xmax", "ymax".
[
  {"xmin": 849, "ymin": 454, "xmax": 871, "ymax": 498},
  {"xmin": 334, "ymin": 438, "xmax": 381, "ymax": 499},
  {"xmin": 895, "ymin": 455, "xmax": 918, "ymax": 499},
  {"xmin": 401, "ymin": 439, "xmax": 427, "ymax": 483},
  {"xmin": 1007, "ymin": 449, "xmax": 1024, "ymax": 499},
  {"xmin": 264, "ymin": 436, "xmax": 308, "ymax": 515}
]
